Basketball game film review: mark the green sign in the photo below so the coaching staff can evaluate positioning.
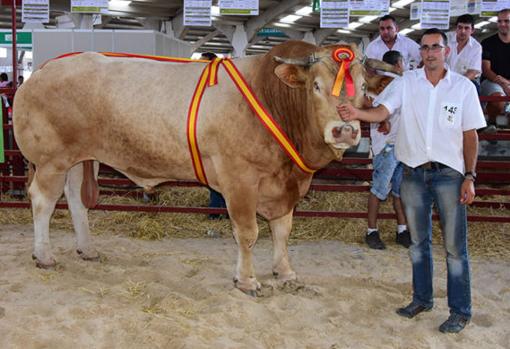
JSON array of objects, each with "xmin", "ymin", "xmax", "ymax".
[
  {"xmin": 0, "ymin": 31, "xmax": 32, "ymax": 47},
  {"xmin": 257, "ymin": 28, "xmax": 287, "ymax": 37}
]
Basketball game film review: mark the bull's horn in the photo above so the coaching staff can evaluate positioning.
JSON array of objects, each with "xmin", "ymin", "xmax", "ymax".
[
  {"xmin": 274, "ymin": 54, "xmax": 319, "ymax": 66},
  {"xmin": 364, "ymin": 58, "xmax": 402, "ymax": 75}
]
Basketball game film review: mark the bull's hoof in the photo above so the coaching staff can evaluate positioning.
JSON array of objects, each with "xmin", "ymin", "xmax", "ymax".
[
  {"xmin": 32, "ymin": 254, "xmax": 57, "ymax": 269},
  {"xmin": 272, "ymin": 270, "xmax": 297, "ymax": 282},
  {"xmin": 76, "ymin": 249, "xmax": 100, "ymax": 261},
  {"xmin": 233, "ymin": 277, "xmax": 261, "ymax": 297}
]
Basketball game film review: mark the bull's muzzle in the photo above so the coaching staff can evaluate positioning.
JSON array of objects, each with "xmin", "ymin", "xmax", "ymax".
[{"xmin": 324, "ymin": 120, "xmax": 361, "ymax": 150}]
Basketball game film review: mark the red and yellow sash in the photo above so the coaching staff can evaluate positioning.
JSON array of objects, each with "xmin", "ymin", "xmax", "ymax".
[{"xmin": 51, "ymin": 52, "xmax": 318, "ymax": 185}]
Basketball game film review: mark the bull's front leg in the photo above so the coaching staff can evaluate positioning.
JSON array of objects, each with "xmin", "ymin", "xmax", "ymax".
[
  {"xmin": 227, "ymin": 189, "xmax": 261, "ymax": 295},
  {"xmin": 269, "ymin": 210, "xmax": 296, "ymax": 282}
]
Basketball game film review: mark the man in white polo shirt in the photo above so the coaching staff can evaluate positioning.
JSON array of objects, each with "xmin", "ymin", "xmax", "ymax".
[
  {"xmin": 446, "ymin": 14, "xmax": 482, "ymax": 91},
  {"xmin": 337, "ymin": 28, "xmax": 486, "ymax": 333},
  {"xmin": 365, "ymin": 15, "xmax": 421, "ymax": 70}
]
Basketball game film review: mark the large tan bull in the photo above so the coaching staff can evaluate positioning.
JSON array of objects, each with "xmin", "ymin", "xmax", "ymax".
[{"xmin": 13, "ymin": 40, "xmax": 396, "ymax": 294}]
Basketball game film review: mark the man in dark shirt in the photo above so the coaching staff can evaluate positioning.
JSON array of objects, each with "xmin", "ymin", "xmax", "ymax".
[{"xmin": 481, "ymin": 8, "xmax": 510, "ymax": 126}]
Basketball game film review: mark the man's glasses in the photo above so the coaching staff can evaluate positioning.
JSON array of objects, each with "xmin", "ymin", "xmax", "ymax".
[{"xmin": 419, "ymin": 44, "xmax": 445, "ymax": 52}]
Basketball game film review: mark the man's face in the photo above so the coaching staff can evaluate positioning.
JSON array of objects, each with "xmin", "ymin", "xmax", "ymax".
[
  {"xmin": 497, "ymin": 11, "xmax": 510, "ymax": 36},
  {"xmin": 420, "ymin": 33, "xmax": 449, "ymax": 71},
  {"xmin": 455, "ymin": 22, "xmax": 474, "ymax": 42},
  {"xmin": 379, "ymin": 19, "xmax": 398, "ymax": 43}
]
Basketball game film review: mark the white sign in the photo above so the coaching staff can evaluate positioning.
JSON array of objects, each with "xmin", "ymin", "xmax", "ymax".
[
  {"xmin": 420, "ymin": 0, "xmax": 450, "ymax": 29},
  {"xmin": 184, "ymin": 0, "xmax": 212, "ymax": 27},
  {"xmin": 410, "ymin": 2, "xmax": 421, "ymax": 20},
  {"xmin": 320, "ymin": 0, "xmax": 350, "ymax": 28},
  {"xmin": 22, "ymin": 0, "xmax": 49, "ymax": 24},
  {"xmin": 481, "ymin": 0, "xmax": 510, "ymax": 17},
  {"xmin": 350, "ymin": 0, "xmax": 390, "ymax": 16},
  {"xmin": 71, "ymin": 0, "xmax": 108, "ymax": 14},
  {"xmin": 219, "ymin": 0, "xmax": 259, "ymax": 16},
  {"xmin": 450, "ymin": 0, "xmax": 480, "ymax": 16}
]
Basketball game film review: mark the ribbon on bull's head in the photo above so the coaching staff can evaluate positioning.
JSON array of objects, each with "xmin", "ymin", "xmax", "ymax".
[{"xmin": 331, "ymin": 47, "xmax": 355, "ymax": 97}]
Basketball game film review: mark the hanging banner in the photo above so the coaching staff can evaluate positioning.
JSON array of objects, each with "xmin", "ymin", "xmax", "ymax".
[
  {"xmin": 71, "ymin": 0, "xmax": 108, "ymax": 14},
  {"xmin": 320, "ymin": 0, "xmax": 350, "ymax": 28},
  {"xmin": 481, "ymin": 0, "xmax": 510, "ymax": 17},
  {"xmin": 219, "ymin": 0, "xmax": 259, "ymax": 15},
  {"xmin": 410, "ymin": 2, "xmax": 421, "ymax": 20},
  {"xmin": 350, "ymin": 0, "xmax": 390, "ymax": 16},
  {"xmin": 22, "ymin": 0, "xmax": 49, "ymax": 23},
  {"xmin": 420, "ymin": 0, "xmax": 450, "ymax": 29},
  {"xmin": 450, "ymin": 0, "xmax": 481, "ymax": 16},
  {"xmin": 184, "ymin": 0, "xmax": 212, "ymax": 26}
]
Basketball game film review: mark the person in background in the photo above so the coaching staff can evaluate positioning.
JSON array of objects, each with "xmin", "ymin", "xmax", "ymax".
[
  {"xmin": 199, "ymin": 52, "xmax": 228, "ymax": 220},
  {"xmin": 481, "ymin": 8, "xmax": 510, "ymax": 128},
  {"xmin": 17, "ymin": 75, "xmax": 24, "ymax": 87},
  {"xmin": 338, "ymin": 28, "xmax": 486, "ymax": 333},
  {"xmin": 365, "ymin": 15, "xmax": 421, "ymax": 70},
  {"xmin": 446, "ymin": 14, "xmax": 482, "ymax": 92},
  {"xmin": 365, "ymin": 50, "xmax": 410, "ymax": 250},
  {"xmin": 0, "ymin": 73, "xmax": 10, "ymax": 88}
]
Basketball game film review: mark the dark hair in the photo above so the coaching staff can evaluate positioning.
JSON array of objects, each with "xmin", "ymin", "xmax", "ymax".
[
  {"xmin": 200, "ymin": 52, "xmax": 217, "ymax": 60},
  {"xmin": 382, "ymin": 50, "xmax": 403, "ymax": 66},
  {"xmin": 379, "ymin": 15, "xmax": 397, "ymax": 24},
  {"xmin": 498, "ymin": 8, "xmax": 510, "ymax": 15},
  {"xmin": 456, "ymin": 14, "xmax": 475, "ymax": 28},
  {"xmin": 421, "ymin": 28, "xmax": 448, "ymax": 46},
  {"xmin": 0, "ymin": 73, "xmax": 8, "ymax": 81}
]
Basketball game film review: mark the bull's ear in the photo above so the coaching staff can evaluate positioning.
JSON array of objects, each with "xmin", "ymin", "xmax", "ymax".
[{"xmin": 274, "ymin": 64, "xmax": 307, "ymax": 88}]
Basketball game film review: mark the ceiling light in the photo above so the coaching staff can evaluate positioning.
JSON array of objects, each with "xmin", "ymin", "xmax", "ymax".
[
  {"xmin": 489, "ymin": 16, "xmax": 498, "ymax": 22},
  {"xmin": 388, "ymin": 7, "xmax": 397, "ymax": 12},
  {"xmin": 359, "ymin": 15, "xmax": 378, "ymax": 23},
  {"xmin": 392, "ymin": 0, "xmax": 415, "ymax": 8},
  {"xmin": 109, "ymin": 0, "xmax": 132, "ymax": 6},
  {"xmin": 295, "ymin": 6, "xmax": 313, "ymax": 16},
  {"xmin": 400, "ymin": 28, "xmax": 415, "ymax": 35},
  {"xmin": 474, "ymin": 21, "xmax": 490, "ymax": 28},
  {"xmin": 211, "ymin": 6, "xmax": 220, "ymax": 16},
  {"xmin": 273, "ymin": 22, "xmax": 291, "ymax": 28},
  {"xmin": 348, "ymin": 22, "xmax": 364, "ymax": 29},
  {"xmin": 411, "ymin": 23, "xmax": 421, "ymax": 29},
  {"xmin": 280, "ymin": 14, "xmax": 302, "ymax": 23},
  {"xmin": 337, "ymin": 29, "xmax": 351, "ymax": 34}
]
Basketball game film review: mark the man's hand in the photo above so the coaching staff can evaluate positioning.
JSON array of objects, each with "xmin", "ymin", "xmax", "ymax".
[
  {"xmin": 460, "ymin": 179, "xmax": 475, "ymax": 205},
  {"xmin": 337, "ymin": 103, "xmax": 359, "ymax": 122},
  {"xmin": 494, "ymin": 75, "xmax": 510, "ymax": 87},
  {"xmin": 377, "ymin": 120, "xmax": 391, "ymax": 135}
]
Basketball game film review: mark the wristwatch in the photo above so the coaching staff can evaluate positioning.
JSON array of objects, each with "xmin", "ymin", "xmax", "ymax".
[{"xmin": 464, "ymin": 171, "xmax": 476, "ymax": 182}]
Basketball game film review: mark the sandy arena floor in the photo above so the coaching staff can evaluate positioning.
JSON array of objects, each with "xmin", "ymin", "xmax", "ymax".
[{"xmin": 0, "ymin": 224, "xmax": 509, "ymax": 349}]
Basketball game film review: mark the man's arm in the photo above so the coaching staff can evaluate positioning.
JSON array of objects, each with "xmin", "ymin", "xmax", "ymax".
[
  {"xmin": 337, "ymin": 104, "xmax": 390, "ymax": 123},
  {"xmin": 460, "ymin": 129, "xmax": 479, "ymax": 205},
  {"xmin": 482, "ymin": 59, "xmax": 510, "ymax": 86},
  {"xmin": 464, "ymin": 69, "xmax": 480, "ymax": 81}
]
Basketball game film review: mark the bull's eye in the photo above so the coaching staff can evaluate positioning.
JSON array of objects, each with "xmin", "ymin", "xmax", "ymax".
[
  {"xmin": 313, "ymin": 81, "xmax": 320, "ymax": 92},
  {"xmin": 361, "ymin": 83, "xmax": 367, "ymax": 93}
]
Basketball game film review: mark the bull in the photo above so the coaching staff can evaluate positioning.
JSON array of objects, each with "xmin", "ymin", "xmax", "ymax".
[{"xmin": 13, "ymin": 40, "xmax": 397, "ymax": 294}]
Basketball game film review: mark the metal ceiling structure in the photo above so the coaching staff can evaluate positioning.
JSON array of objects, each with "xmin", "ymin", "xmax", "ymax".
[{"xmin": 0, "ymin": 0, "xmax": 501, "ymax": 55}]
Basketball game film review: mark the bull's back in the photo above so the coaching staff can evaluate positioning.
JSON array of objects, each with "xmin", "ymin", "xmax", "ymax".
[{"xmin": 13, "ymin": 53, "xmax": 213, "ymax": 178}]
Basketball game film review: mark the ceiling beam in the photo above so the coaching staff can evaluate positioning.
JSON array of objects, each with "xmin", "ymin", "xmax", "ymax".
[{"xmin": 192, "ymin": 30, "xmax": 220, "ymax": 50}]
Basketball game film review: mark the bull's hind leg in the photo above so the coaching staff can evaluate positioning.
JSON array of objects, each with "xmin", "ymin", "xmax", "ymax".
[
  {"xmin": 29, "ymin": 166, "xmax": 66, "ymax": 268},
  {"xmin": 64, "ymin": 162, "xmax": 99, "ymax": 261},
  {"xmin": 269, "ymin": 211, "xmax": 297, "ymax": 282}
]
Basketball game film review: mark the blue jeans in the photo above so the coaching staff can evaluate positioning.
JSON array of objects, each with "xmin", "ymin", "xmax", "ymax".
[
  {"xmin": 208, "ymin": 189, "xmax": 226, "ymax": 208},
  {"xmin": 400, "ymin": 164, "xmax": 471, "ymax": 318}
]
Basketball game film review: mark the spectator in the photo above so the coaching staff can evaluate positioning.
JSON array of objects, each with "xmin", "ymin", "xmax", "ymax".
[
  {"xmin": 446, "ymin": 14, "xmax": 482, "ymax": 92},
  {"xmin": 0, "ymin": 73, "xmax": 10, "ymax": 88},
  {"xmin": 17, "ymin": 75, "xmax": 24, "ymax": 87},
  {"xmin": 365, "ymin": 15, "xmax": 421, "ymax": 70},
  {"xmin": 365, "ymin": 50, "xmax": 410, "ymax": 250},
  {"xmin": 481, "ymin": 8, "xmax": 510, "ymax": 128},
  {"xmin": 338, "ymin": 28, "xmax": 486, "ymax": 333}
]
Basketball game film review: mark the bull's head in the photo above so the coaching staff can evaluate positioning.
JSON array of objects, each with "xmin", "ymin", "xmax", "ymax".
[{"xmin": 272, "ymin": 42, "xmax": 399, "ymax": 158}]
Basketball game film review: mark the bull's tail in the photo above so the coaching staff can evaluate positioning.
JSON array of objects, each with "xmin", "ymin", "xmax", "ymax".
[{"xmin": 81, "ymin": 160, "xmax": 99, "ymax": 209}]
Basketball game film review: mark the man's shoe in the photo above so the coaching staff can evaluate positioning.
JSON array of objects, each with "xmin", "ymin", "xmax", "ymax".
[
  {"xmin": 396, "ymin": 230, "xmax": 411, "ymax": 248},
  {"xmin": 439, "ymin": 313, "xmax": 470, "ymax": 333},
  {"xmin": 396, "ymin": 302, "xmax": 433, "ymax": 319},
  {"xmin": 365, "ymin": 231, "xmax": 386, "ymax": 250}
]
